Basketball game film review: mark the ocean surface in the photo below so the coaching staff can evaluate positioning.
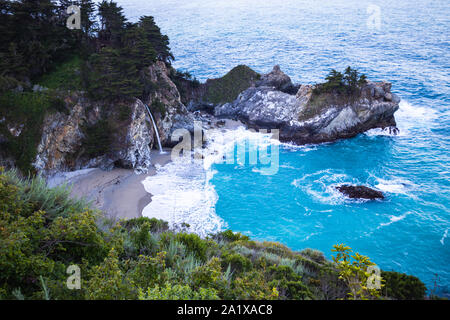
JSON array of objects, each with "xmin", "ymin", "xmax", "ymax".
[{"xmin": 115, "ymin": 0, "xmax": 450, "ymax": 295}]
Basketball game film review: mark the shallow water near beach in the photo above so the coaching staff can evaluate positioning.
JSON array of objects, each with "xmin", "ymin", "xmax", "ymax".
[{"xmin": 119, "ymin": 0, "xmax": 450, "ymax": 294}]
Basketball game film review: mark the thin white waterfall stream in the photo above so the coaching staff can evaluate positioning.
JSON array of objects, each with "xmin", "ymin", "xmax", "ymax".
[{"xmin": 144, "ymin": 104, "xmax": 165, "ymax": 154}]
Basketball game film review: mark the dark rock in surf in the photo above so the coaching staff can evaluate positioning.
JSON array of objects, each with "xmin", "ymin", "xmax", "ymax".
[{"xmin": 336, "ymin": 185, "xmax": 384, "ymax": 200}]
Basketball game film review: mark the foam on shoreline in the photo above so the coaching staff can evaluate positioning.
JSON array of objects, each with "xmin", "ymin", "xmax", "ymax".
[{"xmin": 141, "ymin": 123, "xmax": 275, "ymax": 237}]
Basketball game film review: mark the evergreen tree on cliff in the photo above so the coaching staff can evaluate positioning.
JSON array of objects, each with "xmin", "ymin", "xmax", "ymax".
[
  {"xmin": 139, "ymin": 16, "xmax": 174, "ymax": 63},
  {"xmin": 98, "ymin": 0, "xmax": 127, "ymax": 47}
]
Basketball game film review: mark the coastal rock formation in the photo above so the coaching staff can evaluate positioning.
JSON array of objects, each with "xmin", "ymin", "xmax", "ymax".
[
  {"xmin": 146, "ymin": 61, "xmax": 194, "ymax": 146},
  {"xmin": 177, "ymin": 65, "xmax": 261, "ymax": 113},
  {"xmin": 215, "ymin": 66, "xmax": 400, "ymax": 144},
  {"xmin": 33, "ymin": 95, "xmax": 154, "ymax": 174},
  {"xmin": 336, "ymin": 185, "xmax": 385, "ymax": 200},
  {"xmin": 256, "ymin": 65, "xmax": 298, "ymax": 94}
]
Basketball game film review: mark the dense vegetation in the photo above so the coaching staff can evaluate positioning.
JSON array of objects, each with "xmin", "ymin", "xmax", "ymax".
[
  {"xmin": 0, "ymin": 0, "xmax": 175, "ymax": 173},
  {"xmin": 0, "ymin": 168, "xmax": 428, "ymax": 300},
  {"xmin": 203, "ymin": 65, "xmax": 260, "ymax": 104},
  {"xmin": 0, "ymin": 0, "xmax": 173, "ymax": 100}
]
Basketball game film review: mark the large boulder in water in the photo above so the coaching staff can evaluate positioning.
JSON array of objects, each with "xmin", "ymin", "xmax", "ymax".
[
  {"xmin": 336, "ymin": 185, "xmax": 384, "ymax": 200},
  {"xmin": 214, "ymin": 66, "xmax": 400, "ymax": 145}
]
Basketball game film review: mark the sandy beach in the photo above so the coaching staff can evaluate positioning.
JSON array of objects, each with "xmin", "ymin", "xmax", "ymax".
[
  {"xmin": 54, "ymin": 119, "xmax": 244, "ymax": 221},
  {"xmin": 59, "ymin": 149, "xmax": 172, "ymax": 221}
]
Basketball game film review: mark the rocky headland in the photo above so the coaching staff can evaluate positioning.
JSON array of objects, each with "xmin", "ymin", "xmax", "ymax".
[{"xmin": 0, "ymin": 63, "xmax": 400, "ymax": 177}]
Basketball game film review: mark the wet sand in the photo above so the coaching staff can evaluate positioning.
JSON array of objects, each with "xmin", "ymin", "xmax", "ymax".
[
  {"xmin": 55, "ymin": 118, "xmax": 245, "ymax": 221},
  {"xmin": 62, "ymin": 150, "xmax": 172, "ymax": 221}
]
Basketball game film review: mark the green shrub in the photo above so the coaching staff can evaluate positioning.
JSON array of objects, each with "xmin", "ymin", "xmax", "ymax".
[
  {"xmin": 139, "ymin": 283, "xmax": 218, "ymax": 300},
  {"xmin": 381, "ymin": 271, "xmax": 426, "ymax": 300},
  {"xmin": 85, "ymin": 248, "xmax": 133, "ymax": 300},
  {"xmin": 81, "ymin": 119, "xmax": 112, "ymax": 158},
  {"xmin": 37, "ymin": 56, "xmax": 83, "ymax": 91},
  {"xmin": 231, "ymin": 270, "xmax": 279, "ymax": 300},
  {"xmin": 0, "ymin": 168, "xmax": 112, "ymax": 299},
  {"xmin": 300, "ymin": 248, "xmax": 327, "ymax": 264},
  {"xmin": 126, "ymin": 252, "xmax": 168, "ymax": 290},
  {"xmin": 123, "ymin": 217, "xmax": 169, "ymax": 233},
  {"xmin": 221, "ymin": 252, "xmax": 252, "ymax": 273},
  {"xmin": 175, "ymin": 233, "xmax": 210, "ymax": 262},
  {"xmin": 217, "ymin": 230, "xmax": 250, "ymax": 243},
  {"xmin": 150, "ymin": 98, "xmax": 166, "ymax": 118}
]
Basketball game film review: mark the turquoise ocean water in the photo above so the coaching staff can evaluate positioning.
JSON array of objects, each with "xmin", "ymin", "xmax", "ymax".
[{"xmin": 118, "ymin": 0, "xmax": 450, "ymax": 295}]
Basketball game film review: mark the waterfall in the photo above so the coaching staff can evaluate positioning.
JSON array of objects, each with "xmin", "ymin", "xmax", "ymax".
[{"xmin": 144, "ymin": 104, "xmax": 165, "ymax": 154}]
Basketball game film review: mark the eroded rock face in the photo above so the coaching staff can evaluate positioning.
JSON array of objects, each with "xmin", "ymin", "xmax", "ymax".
[
  {"xmin": 256, "ymin": 65, "xmax": 295, "ymax": 93},
  {"xmin": 107, "ymin": 99, "xmax": 154, "ymax": 172},
  {"xmin": 146, "ymin": 61, "xmax": 194, "ymax": 147},
  {"xmin": 215, "ymin": 67, "xmax": 400, "ymax": 145},
  {"xmin": 336, "ymin": 185, "xmax": 384, "ymax": 200},
  {"xmin": 33, "ymin": 96, "xmax": 154, "ymax": 175},
  {"xmin": 34, "ymin": 98, "xmax": 87, "ymax": 173}
]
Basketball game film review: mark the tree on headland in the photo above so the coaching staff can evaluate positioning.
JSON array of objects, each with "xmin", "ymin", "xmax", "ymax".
[
  {"xmin": 139, "ymin": 16, "xmax": 174, "ymax": 63},
  {"xmin": 316, "ymin": 66, "xmax": 368, "ymax": 96}
]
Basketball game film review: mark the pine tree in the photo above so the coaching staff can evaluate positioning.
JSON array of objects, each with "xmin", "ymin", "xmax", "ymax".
[
  {"xmin": 122, "ymin": 24, "xmax": 157, "ymax": 70},
  {"xmin": 139, "ymin": 16, "xmax": 174, "ymax": 63},
  {"xmin": 98, "ymin": 0, "xmax": 127, "ymax": 47}
]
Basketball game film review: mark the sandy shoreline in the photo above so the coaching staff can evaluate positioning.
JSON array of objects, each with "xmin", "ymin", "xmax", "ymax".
[
  {"xmin": 58, "ymin": 149, "xmax": 172, "ymax": 221},
  {"xmin": 51, "ymin": 119, "xmax": 245, "ymax": 222}
]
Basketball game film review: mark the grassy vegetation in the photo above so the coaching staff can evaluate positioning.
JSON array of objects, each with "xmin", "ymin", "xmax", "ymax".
[
  {"xmin": 37, "ymin": 56, "xmax": 83, "ymax": 91},
  {"xmin": 0, "ymin": 91, "xmax": 66, "ymax": 174},
  {"xmin": 203, "ymin": 65, "xmax": 260, "ymax": 104},
  {"xmin": 0, "ymin": 168, "xmax": 430, "ymax": 300}
]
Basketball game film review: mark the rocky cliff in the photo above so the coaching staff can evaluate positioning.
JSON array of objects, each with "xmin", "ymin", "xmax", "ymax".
[
  {"xmin": 0, "ymin": 60, "xmax": 197, "ymax": 175},
  {"xmin": 214, "ymin": 66, "xmax": 400, "ymax": 144},
  {"xmin": 146, "ymin": 61, "xmax": 194, "ymax": 147},
  {"xmin": 33, "ymin": 95, "xmax": 155, "ymax": 175},
  {"xmin": 1, "ymin": 63, "xmax": 401, "ymax": 175}
]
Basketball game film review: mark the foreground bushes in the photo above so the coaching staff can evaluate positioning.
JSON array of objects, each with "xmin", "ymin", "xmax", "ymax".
[{"xmin": 0, "ymin": 169, "xmax": 428, "ymax": 300}]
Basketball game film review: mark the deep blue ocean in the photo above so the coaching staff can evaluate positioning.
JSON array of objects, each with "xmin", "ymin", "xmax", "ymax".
[{"xmin": 119, "ymin": 0, "xmax": 450, "ymax": 295}]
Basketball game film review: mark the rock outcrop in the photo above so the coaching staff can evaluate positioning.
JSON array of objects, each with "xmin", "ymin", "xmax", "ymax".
[
  {"xmin": 215, "ymin": 66, "xmax": 400, "ymax": 144},
  {"xmin": 256, "ymin": 65, "xmax": 298, "ymax": 94},
  {"xmin": 33, "ymin": 95, "xmax": 154, "ymax": 175},
  {"xmin": 146, "ymin": 61, "xmax": 194, "ymax": 147},
  {"xmin": 177, "ymin": 65, "xmax": 261, "ymax": 113},
  {"xmin": 336, "ymin": 185, "xmax": 384, "ymax": 200}
]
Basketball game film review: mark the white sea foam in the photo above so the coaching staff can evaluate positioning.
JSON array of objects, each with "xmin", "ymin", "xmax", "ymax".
[
  {"xmin": 365, "ymin": 100, "xmax": 437, "ymax": 137},
  {"xmin": 291, "ymin": 170, "xmax": 365, "ymax": 205},
  {"xmin": 441, "ymin": 228, "xmax": 449, "ymax": 245},
  {"xmin": 141, "ymin": 158, "xmax": 224, "ymax": 237},
  {"xmin": 365, "ymin": 127, "xmax": 402, "ymax": 137},
  {"xmin": 374, "ymin": 177, "xmax": 415, "ymax": 195},
  {"xmin": 141, "ymin": 124, "xmax": 275, "ymax": 237},
  {"xmin": 395, "ymin": 100, "xmax": 438, "ymax": 132},
  {"xmin": 377, "ymin": 213, "xmax": 408, "ymax": 229}
]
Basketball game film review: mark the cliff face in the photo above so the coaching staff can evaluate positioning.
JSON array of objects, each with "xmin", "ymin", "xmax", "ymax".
[
  {"xmin": 146, "ymin": 61, "xmax": 194, "ymax": 147},
  {"xmin": 33, "ymin": 95, "xmax": 154, "ymax": 175},
  {"xmin": 214, "ymin": 66, "xmax": 400, "ymax": 144}
]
